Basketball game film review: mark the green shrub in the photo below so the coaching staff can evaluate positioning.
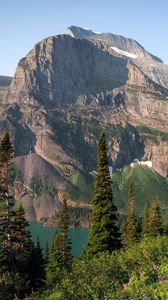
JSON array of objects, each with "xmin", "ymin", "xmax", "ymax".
[
  {"xmin": 61, "ymin": 236, "xmax": 168, "ymax": 299},
  {"xmin": 26, "ymin": 236, "xmax": 168, "ymax": 299}
]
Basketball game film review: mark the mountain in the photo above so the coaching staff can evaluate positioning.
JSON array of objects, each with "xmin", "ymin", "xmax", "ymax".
[
  {"xmin": 1, "ymin": 26, "xmax": 168, "ymax": 224},
  {"xmin": 66, "ymin": 26, "xmax": 168, "ymax": 89}
]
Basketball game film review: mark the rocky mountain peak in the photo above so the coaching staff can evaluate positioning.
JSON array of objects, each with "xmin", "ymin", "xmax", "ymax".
[
  {"xmin": 6, "ymin": 31, "xmax": 166, "ymax": 109},
  {"xmin": 65, "ymin": 26, "xmax": 163, "ymax": 63},
  {"xmin": 65, "ymin": 26, "xmax": 168, "ymax": 89}
]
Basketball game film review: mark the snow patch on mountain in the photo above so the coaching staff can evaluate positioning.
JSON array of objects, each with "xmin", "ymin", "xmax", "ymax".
[
  {"xmin": 111, "ymin": 47, "xmax": 137, "ymax": 59},
  {"xmin": 130, "ymin": 159, "xmax": 153, "ymax": 168},
  {"xmin": 92, "ymin": 31, "xmax": 101, "ymax": 34},
  {"xmin": 83, "ymin": 28, "xmax": 101, "ymax": 34}
]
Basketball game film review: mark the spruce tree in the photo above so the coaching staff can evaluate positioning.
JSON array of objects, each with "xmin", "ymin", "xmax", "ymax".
[
  {"xmin": 12, "ymin": 205, "xmax": 34, "ymax": 297},
  {"xmin": 29, "ymin": 237, "xmax": 45, "ymax": 290},
  {"xmin": 46, "ymin": 202, "xmax": 72, "ymax": 286},
  {"xmin": 46, "ymin": 230, "xmax": 62, "ymax": 286},
  {"xmin": 44, "ymin": 241, "xmax": 49, "ymax": 264},
  {"xmin": 59, "ymin": 199, "xmax": 72, "ymax": 271},
  {"xmin": 148, "ymin": 199, "xmax": 164, "ymax": 236},
  {"xmin": 0, "ymin": 132, "xmax": 15, "ymax": 275},
  {"xmin": 87, "ymin": 131, "xmax": 121, "ymax": 256},
  {"xmin": 122, "ymin": 183, "xmax": 138, "ymax": 245},
  {"xmin": 0, "ymin": 133, "xmax": 18, "ymax": 299},
  {"xmin": 51, "ymin": 230, "xmax": 60, "ymax": 254},
  {"xmin": 0, "ymin": 133, "xmax": 42, "ymax": 298},
  {"xmin": 142, "ymin": 204, "xmax": 150, "ymax": 237},
  {"xmin": 13, "ymin": 205, "xmax": 33, "ymax": 270}
]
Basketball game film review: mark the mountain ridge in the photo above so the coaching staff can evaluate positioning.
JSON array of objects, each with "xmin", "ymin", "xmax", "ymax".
[
  {"xmin": 65, "ymin": 26, "xmax": 163, "ymax": 63},
  {"xmin": 65, "ymin": 26, "xmax": 168, "ymax": 89}
]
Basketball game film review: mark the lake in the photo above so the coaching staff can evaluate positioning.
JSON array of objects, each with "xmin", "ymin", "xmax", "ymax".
[{"xmin": 29, "ymin": 221, "xmax": 89, "ymax": 256}]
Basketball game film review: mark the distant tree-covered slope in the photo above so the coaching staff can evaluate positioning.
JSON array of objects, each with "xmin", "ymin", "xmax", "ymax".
[
  {"xmin": 62, "ymin": 165, "xmax": 168, "ymax": 225},
  {"xmin": 112, "ymin": 165, "xmax": 168, "ymax": 221}
]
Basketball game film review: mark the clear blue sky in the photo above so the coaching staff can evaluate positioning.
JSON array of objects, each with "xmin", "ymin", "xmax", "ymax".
[{"xmin": 1, "ymin": 0, "xmax": 168, "ymax": 76}]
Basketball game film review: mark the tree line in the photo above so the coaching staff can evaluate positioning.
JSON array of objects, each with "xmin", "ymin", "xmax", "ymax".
[{"xmin": 0, "ymin": 131, "xmax": 166, "ymax": 299}]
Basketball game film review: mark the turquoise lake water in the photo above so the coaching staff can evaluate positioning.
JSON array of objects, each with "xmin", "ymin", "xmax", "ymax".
[{"xmin": 29, "ymin": 221, "xmax": 89, "ymax": 256}]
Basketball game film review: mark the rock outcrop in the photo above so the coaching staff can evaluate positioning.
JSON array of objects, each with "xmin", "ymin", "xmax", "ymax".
[{"xmin": 0, "ymin": 75, "xmax": 12, "ymax": 103}]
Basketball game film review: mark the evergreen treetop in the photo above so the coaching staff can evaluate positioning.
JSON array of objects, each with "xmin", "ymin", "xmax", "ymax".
[
  {"xmin": 122, "ymin": 183, "xmax": 138, "ymax": 246},
  {"xmin": 148, "ymin": 199, "xmax": 164, "ymax": 237},
  {"xmin": 0, "ymin": 133, "xmax": 45, "ymax": 298},
  {"xmin": 0, "ymin": 132, "xmax": 13, "ymax": 164},
  {"xmin": 142, "ymin": 204, "xmax": 150, "ymax": 237},
  {"xmin": 44, "ymin": 241, "xmax": 49, "ymax": 264},
  {"xmin": 87, "ymin": 131, "xmax": 121, "ymax": 256},
  {"xmin": 59, "ymin": 199, "xmax": 72, "ymax": 270}
]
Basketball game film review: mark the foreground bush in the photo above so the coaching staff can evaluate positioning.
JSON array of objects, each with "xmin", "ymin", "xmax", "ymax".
[
  {"xmin": 62, "ymin": 236, "xmax": 168, "ymax": 299},
  {"xmin": 25, "ymin": 290, "xmax": 63, "ymax": 300},
  {"xmin": 27, "ymin": 236, "xmax": 168, "ymax": 300}
]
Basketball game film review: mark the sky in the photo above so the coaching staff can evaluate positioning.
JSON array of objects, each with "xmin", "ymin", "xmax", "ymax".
[{"xmin": 0, "ymin": 0, "xmax": 168, "ymax": 76}]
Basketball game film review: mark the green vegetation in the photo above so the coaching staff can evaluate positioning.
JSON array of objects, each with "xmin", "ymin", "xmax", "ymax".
[
  {"xmin": 142, "ymin": 204, "xmax": 149, "ymax": 237},
  {"xmin": 46, "ymin": 199, "xmax": 72, "ymax": 286},
  {"xmin": 65, "ymin": 163, "xmax": 168, "ymax": 226},
  {"xmin": 68, "ymin": 206, "xmax": 92, "ymax": 226},
  {"xmin": 29, "ymin": 238, "xmax": 45, "ymax": 291},
  {"xmin": 87, "ymin": 132, "xmax": 121, "ymax": 255},
  {"xmin": 61, "ymin": 236, "xmax": 168, "ymax": 300},
  {"xmin": 27, "ymin": 236, "xmax": 168, "ymax": 300},
  {"xmin": 137, "ymin": 124, "xmax": 168, "ymax": 142},
  {"xmin": 30, "ymin": 176, "xmax": 43, "ymax": 196},
  {"xmin": 30, "ymin": 175, "xmax": 57, "ymax": 196},
  {"xmin": 1, "ymin": 131, "xmax": 168, "ymax": 299},
  {"xmin": 122, "ymin": 183, "xmax": 138, "ymax": 245},
  {"xmin": 8, "ymin": 162, "xmax": 23, "ymax": 184},
  {"xmin": 65, "ymin": 170, "xmax": 94, "ymax": 202},
  {"xmin": 146, "ymin": 199, "xmax": 164, "ymax": 237},
  {"xmin": 112, "ymin": 164, "xmax": 168, "ymax": 220},
  {"xmin": 0, "ymin": 133, "xmax": 45, "ymax": 299}
]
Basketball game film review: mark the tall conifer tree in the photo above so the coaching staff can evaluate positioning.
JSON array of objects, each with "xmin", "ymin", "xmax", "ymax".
[
  {"xmin": 29, "ymin": 237, "xmax": 45, "ymax": 290},
  {"xmin": 46, "ymin": 201, "xmax": 72, "ymax": 285},
  {"xmin": 0, "ymin": 132, "xmax": 15, "ymax": 275},
  {"xmin": 122, "ymin": 183, "xmax": 138, "ymax": 245},
  {"xmin": 142, "ymin": 204, "xmax": 150, "ymax": 237},
  {"xmin": 13, "ymin": 205, "xmax": 33, "ymax": 270},
  {"xmin": 59, "ymin": 199, "xmax": 72, "ymax": 270},
  {"xmin": 148, "ymin": 199, "xmax": 164, "ymax": 236},
  {"xmin": 0, "ymin": 133, "xmax": 42, "ymax": 298},
  {"xmin": 44, "ymin": 241, "xmax": 49, "ymax": 264},
  {"xmin": 46, "ymin": 231, "xmax": 62, "ymax": 286},
  {"xmin": 87, "ymin": 131, "xmax": 121, "ymax": 256}
]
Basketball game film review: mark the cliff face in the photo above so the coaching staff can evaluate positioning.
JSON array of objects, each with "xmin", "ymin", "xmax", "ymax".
[
  {"xmin": 65, "ymin": 26, "xmax": 163, "ymax": 62},
  {"xmin": 66, "ymin": 26, "xmax": 168, "ymax": 89},
  {"xmin": 1, "ymin": 27, "xmax": 168, "ymax": 222},
  {"xmin": 6, "ymin": 35, "xmax": 131, "ymax": 106},
  {"xmin": 0, "ymin": 76, "xmax": 12, "ymax": 103}
]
